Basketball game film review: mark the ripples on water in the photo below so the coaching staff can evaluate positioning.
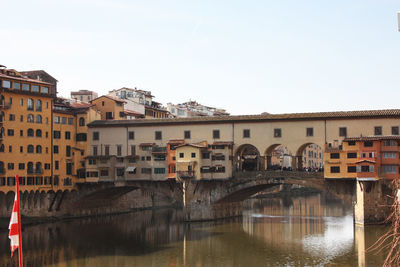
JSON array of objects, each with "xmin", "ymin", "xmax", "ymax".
[{"xmin": 0, "ymin": 192, "xmax": 390, "ymax": 266}]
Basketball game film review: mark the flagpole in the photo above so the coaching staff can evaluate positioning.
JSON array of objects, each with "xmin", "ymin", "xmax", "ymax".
[{"xmin": 16, "ymin": 175, "xmax": 23, "ymax": 267}]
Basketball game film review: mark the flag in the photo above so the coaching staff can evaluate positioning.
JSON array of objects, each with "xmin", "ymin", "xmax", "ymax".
[
  {"xmin": 8, "ymin": 175, "xmax": 23, "ymax": 267},
  {"xmin": 8, "ymin": 193, "xmax": 19, "ymax": 257}
]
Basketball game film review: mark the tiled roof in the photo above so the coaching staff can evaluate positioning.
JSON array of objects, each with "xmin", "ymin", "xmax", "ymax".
[
  {"xmin": 70, "ymin": 102, "xmax": 94, "ymax": 108},
  {"xmin": 91, "ymin": 95, "xmax": 126, "ymax": 103},
  {"xmin": 87, "ymin": 109, "xmax": 400, "ymax": 127},
  {"xmin": 0, "ymin": 73, "xmax": 52, "ymax": 85}
]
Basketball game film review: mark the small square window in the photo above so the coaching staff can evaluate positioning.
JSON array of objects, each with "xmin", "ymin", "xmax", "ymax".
[
  {"xmin": 274, "ymin": 128, "xmax": 281, "ymax": 138},
  {"xmin": 191, "ymin": 152, "xmax": 196, "ymax": 158},
  {"xmin": 155, "ymin": 131, "xmax": 162, "ymax": 140},
  {"xmin": 243, "ymin": 129, "xmax": 250, "ymax": 138},
  {"xmin": 392, "ymin": 126, "xmax": 399, "ymax": 135},
  {"xmin": 374, "ymin": 126, "xmax": 382, "ymax": 136},
  {"xmin": 339, "ymin": 127, "xmax": 347, "ymax": 137},
  {"xmin": 179, "ymin": 153, "xmax": 184, "ymax": 158},
  {"xmin": 184, "ymin": 130, "xmax": 191, "ymax": 139},
  {"xmin": 128, "ymin": 131, "xmax": 135, "ymax": 140},
  {"xmin": 93, "ymin": 132, "xmax": 99, "ymax": 140},
  {"xmin": 306, "ymin": 128, "xmax": 314, "ymax": 137},
  {"xmin": 213, "ymin": 130, "xmax": 220, "ymax": 139}
]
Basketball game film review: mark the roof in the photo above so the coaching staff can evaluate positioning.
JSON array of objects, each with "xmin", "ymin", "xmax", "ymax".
[
  {"xmin": 168, "ymin": 139, "xmax": 185, "ymax": 144},
  {"xmin": 355, "ymin": 159, "xmax": 376, "ymax": 164},
  {"xmin": 0, "ymin": 73, "xmax": 52, "ymax": 85},
  {"xmin": 70, "ymin": 102, "xmax": 94, "ymax": 108},
  {"xmin": 212, "ymin": 141, "xmax": 234, "ymax": 146},
  {"xmin": 176, "ymin": 143, "xmax": 207, "ymax": 149},
  {"xmin": 91, "ymin": 95, "xmax": 126, "ymax": 104},
  {"xmin": 19, "ymin": 70, "xmax": 58, "ymax": 82},
  {"xmin": 139, "ymin": 143, "xmax": 155, "ymax": 147},
  {"xmin": 87, "ymin": 109, "xmax": 400, "ymax": 128},
  {"xmin": 124, "ymin": 109, "xmax": 144, "ymax": 116},
  {"xmin": 344, "ymin": 135, "xmax": 400, "ymax": 142}
]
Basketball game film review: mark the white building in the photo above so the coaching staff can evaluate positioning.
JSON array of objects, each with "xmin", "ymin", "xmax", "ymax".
[
  {"xmin": 167, "ymin": 101, "xmax": 229, "ymax": 118},
  {"xmin": 108, "ymin": 87, "xmax": 154, "ymax": 115}
]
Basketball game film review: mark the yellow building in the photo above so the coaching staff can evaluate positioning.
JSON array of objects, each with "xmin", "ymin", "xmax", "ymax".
[{"xmin": 91, "ymin": 95, "xmax": 125, "ymax": 120}]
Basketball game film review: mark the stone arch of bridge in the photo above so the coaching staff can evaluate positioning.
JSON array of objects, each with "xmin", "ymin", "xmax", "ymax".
[
  {"xmin": 295, "ymin": 142, "xmax": 325, "ymax": 171},
  {"xmin": 234, "ymin": 144, "xmax": 261, "ymax": 172}
]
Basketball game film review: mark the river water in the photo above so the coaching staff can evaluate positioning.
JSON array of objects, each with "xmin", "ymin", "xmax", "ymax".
[{"xmin": 0, "ymin": 192, "xmax": 389, "ymax": 266}]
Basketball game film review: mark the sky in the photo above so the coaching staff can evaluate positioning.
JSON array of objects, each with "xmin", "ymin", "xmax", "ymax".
[{"xmin": 1, "ymin": 0, "xmax": 400, "ymax": 115}]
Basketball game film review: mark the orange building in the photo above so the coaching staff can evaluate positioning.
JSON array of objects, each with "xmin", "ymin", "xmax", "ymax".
[
  {"xmin": 324, "ymin": 136, "xmax": 400, "ymax": 180},
  {"xmin": 91, "ymin": 95, "xmax": 126, "ymax": 120},
  {"xmin": 167, "ymin": 140, "xmax": 185, "ymax": 178}
]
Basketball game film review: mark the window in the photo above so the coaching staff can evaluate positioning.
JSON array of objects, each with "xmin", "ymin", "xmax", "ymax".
[
  {"xmin": 79, "ymin": 117, "xmax": 85, "ymax": 126},
  {"xmin": 61, "ymin": 117, "xmax": 67, "ymax": 124},
  {"xmin": 53, "ymin": 145, "xmax": 59, "ymax": 154},
  {"xmin": 2, "ymin": 80, "xmax": 11, "ymax": 88},
  {"xmin": 23, "ymin": 84, "xmax": 30, "ymax": 91},
  {"xmin": 364, "ymin": 141, "xmax": 373, "ymax": 147},
  {"xmin": 202, "ymin": 152, "xmax": 210, "ymax": 159},
  {"xmin": 76, "ymin": 133, "xmax": 87, "ymax": 141},
  {"xmin": 392, "ymin": 126, "xmax": 399, "ymax": 135},
  {"xmin": 13, "ymin": 82, "xmax": 21, "ymax": 90},
  {"xmin": 184, "ymin": 130, "xmax": 191, "ymax": 139},
  {"xmin": 117, "ymin": 145, "xmax": 122, "ymax": 156},
  {"xmin": 383, "ymin": 165, "xmax": 396, "ymax": 173},
  {"xmin": 100, "ymin": 170, "xmax": 109, "ymax": 176},
  {"xmin": 191, "ymin": 152, "xmax": 196, "ymax": 158},
  {"xmin": 53, "ymin": 131, "xmax": 61, "ymax": 139},
  {"xmin": 54, "ymin": 116, "xmax": 60, "ymax": 124},
  {"xmin": 274, "ymin": 128, "xmax": 282, "ymax": 138},
  {"xmin": 330, "ymin": 166, "xmax": 340, "ymax": 173},
  {"xmin": 36, "ymin": 115, "xmax": 42, "ymax": 123},
  {"xmin": 9, "ymin": 114, "xmax": 15, "ymax": 121},
  {"xmin": 19, "ymin": 146, "xmax": 23, "ymax": 153},
  {"xmin": 213, "ymin": 130, "xmax": 220, "ymax": 139},
  {"xmin": 93, "ymin": 146, "xmax": 98, "ymax": 156},
  {"xmin": 36, "ymin": 145, "xmax": 42, "ymax": 154},
  {"xmin": 330, "ymin": 153, "xmax": 340, "ymax": 159},
  {"xmin": 32, "ymin": 85, "xmax": 40, "ymax": 92},
  {"xmin": 20, "ymin": 99, "xmax": 23, "ymax": 106},
  {"xmin": 18, "ymin": 163, "xmax": 25, "ymax": 170},
  {"xmin": 8, "ymin": 145, "xmax": 11, "ymax": 152},
  {"xmin": 179, "ymin": 152, "xmax": 184, "ymax": 158},
  {"xmin": 66, "ymin": 146, "xmax": 71, "ymax": 157},
  {"xmin": 141, "ymin": 168, "xmax": 152, "ymax": 174},
  {"xmin": 93, "ymin": 132, "xmax": 99, "ymax": 140},
  {"xmin": 212, "ymin": 154, "xmax": 225, "ymax": 161},
  {"xmin": 155, "ymin": 131, "xmax": 162, "ymax": 140},
  {"xmin": 348, "ymin": 141, "xmax": 356, "ymax": 146},
  {"xmin": 105, "ymin": 145, "xmax": 110, "ymax": 156},
  {"xmin": 383, "ymin": 140, "xmax": 396, "ymax": 146},
  {"xmin": 20, "ymin": 115, "xmax": 23, "ymax": 122},
  {"xmin": 106, "ymin": 112, "xmax": 113, "ymax": 119},
  {"xmin": 347, "ymin": 152, "xmax": 357, "ymax": 158},
  {"xmin": 27, "ymin": 98, "xmax": 34, "ymax": 110},
  {"xmin": 68, "ymin": 118, "xmax": 73, "ymax": 125},
  {"xmin": 8, "ymin": 163, "xmax": 14, "ymax": 170},
  {"xmin": 154, "ymin": 154, "xmax": 165, "ymax": 161},
  {"xmin": 306, "ymin": 127, "xmax": 314, "ymax": 137},
  {"xmin": 383, "ymin": 152, "xmax": 397, "ymax": 159},
  {"xmin": 128, "ymin": 131, "xmax": 135, "ymax": 140},
  {"xmin": 41, "ymin": 86, "xmax": 49, "ymax": 94},
  {"xmin": 374, "ymin": 126, "xmax": 382, "ymax": 136},
  {"xmin": 36, "ymin": 99, "xmax": 42, "ymax": 111},
  {"xmin": 130, "ymin": 145, "xmax": 136, "ymax": 155},
  {"xmin": 65, "ymin": 131, "xmax": 71, "ymax": 140},
  {"xmin": 146, "ymin": 156, "xmax": 151, "ymax": 161},
  {"xmin": 7, "ymin": 129, "xmax": 14, "ymax": 136},
  {"xmin": 243, "ymin": 129, "xmax": 250, "ymax": 138},
  {"xmin": 27, "ymin": 145, "xmax": 34, "ymax": 153},
  {"xmin": 55, "ymin": 161, "xmax": 59, "ymax": 170},
  {"xmin": 339, "ymin": 127, "xmax": 347, "ymax": 137},
  {"xmin": 66, "ymin": 163, "xmax": 72, "ymax": 175},
  {"xmin": 154, "ymin": 168, "xmax": 166, "ymax": 174}
]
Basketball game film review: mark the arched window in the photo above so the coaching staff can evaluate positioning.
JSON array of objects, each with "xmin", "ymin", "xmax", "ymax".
[
  {"xmin": 27, "ymin": 162, "xmax": 33, "ymax": 173},
  {"xmin": 27, "ymin": 98, "xmax": 34, "ymax": 110},
  {"xmin": 36, "ymin": 145, "xmax": 42, "ymax": 154},
  {"xmin": 27, "ymin": 129, "xmax": 34, "ymax": 137},
  {"xmin": 36, "ymin": 115, "xmax": 42, "ymax": 124},
  {"xmin": 27, "ymin": 145, "xmax": 34, "ymax": 153},
  {"xmin": 79, "ymin": 117, "xmax": 85, "ymax": 126},
  {"xmin": 36, "ymin": 99, "xmax": 42, "ymax": 111},
  {"xmin": 36, "ymin": 129, "xmax": 42, "ymax": 137},
  {"xmin": 27, "ymin": 114, "xmax": 34, "ymax": 123},
  {"xmin": 35, "ymin": 162, "xmax": 42, "ymax": 172}
]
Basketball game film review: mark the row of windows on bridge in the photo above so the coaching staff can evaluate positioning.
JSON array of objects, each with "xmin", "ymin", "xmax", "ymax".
[
  {"xmin": 329, "ymin": 165, "xmax": 399, "ymax": 174},
  {"xmin": 0, "ymin": 176, "xmax": 72, "ymax": 187},
  {"xmin": 330, "ymin": 152, "xmax": 399, "ymax": 160},
  {"xmin": 92, "ymin": 126, "xmax": 400, "ymax": 142},
  {"xmin": 0, "ymin": 144, "xmax": 75, "ymax": 157}
]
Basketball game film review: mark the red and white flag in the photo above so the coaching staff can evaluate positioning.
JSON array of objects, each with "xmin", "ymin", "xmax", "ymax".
[{"xmin": 8, "ymin": 175, "xmax": 23, "ymax": 266}]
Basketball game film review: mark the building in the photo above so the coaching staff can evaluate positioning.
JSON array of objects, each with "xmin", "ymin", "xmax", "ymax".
[
  {"xmin": 108, "ymin": 87, "xmax": 169, "ymax": 119},
  {"xmin": 90, "ymin": 95, "xmax": 126, "ymax": 120},
  {"xmin": 167, "ymin": 101, "xmax": 229, "ymax": 118},
  {"xmin": 303, "ymin": 144, "xmax": 323, "ymax": 169},
  {"xmin": 71, "ymin": 90, "xmax": 98, "ymax": 103},
  {"xmin": 324, "ymin": 136, "xmax": 400, "ymax": 180},
  {"xmin": 86, "ymin": 109, "xmax": 400, "ymax": 181}
]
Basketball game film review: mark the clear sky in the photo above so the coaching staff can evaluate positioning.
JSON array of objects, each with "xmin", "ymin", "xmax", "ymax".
[{"xmin": 1, "ymin": 0, "xmax": 399, "ymax": 115}]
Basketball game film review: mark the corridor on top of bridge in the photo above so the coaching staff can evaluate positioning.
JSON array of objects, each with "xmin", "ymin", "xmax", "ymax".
[{"xmin": 234, "ymin": 142, "xmax": 324, "ymax": 173}]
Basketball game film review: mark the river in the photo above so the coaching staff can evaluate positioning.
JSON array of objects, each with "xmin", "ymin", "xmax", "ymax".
[{"xmin": 0, "ymin": 192, "xmax": 389, "ymax": 266}]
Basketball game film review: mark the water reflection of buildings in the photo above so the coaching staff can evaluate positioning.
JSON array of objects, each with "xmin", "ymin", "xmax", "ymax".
[{"xmin": 0, "ymin": 209, "xmax": 184, "ymax": 266}]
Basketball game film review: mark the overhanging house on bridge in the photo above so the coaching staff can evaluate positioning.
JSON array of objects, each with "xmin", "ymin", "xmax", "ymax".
[{"xmin": 86, "ymin": 109, "xmax": 400, "ymax": 181}]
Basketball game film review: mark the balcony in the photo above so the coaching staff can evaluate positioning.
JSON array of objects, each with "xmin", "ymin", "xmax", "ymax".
[
  {"xmin": 177, "ymin": 171, "xmax": 195, "ymax": 179},
  {"xmin": 152, "ymin": 146, "xmax": 167, "ymax": 154}
]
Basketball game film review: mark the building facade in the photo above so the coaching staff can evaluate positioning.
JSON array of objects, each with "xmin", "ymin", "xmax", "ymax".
[
  {"xmin": 167, "ymin": 101, "xmax": 229, "ymax": 118},
  {"xmin": 70, "ymin": 90, "xmax": 98, "ymax": 103}
]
